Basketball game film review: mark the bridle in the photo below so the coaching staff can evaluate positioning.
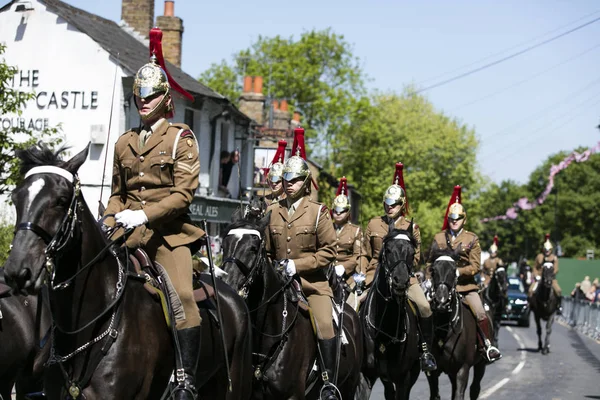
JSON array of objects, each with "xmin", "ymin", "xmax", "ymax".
[
  {"xmin": 221, "ymin": 228, "xmax": 265, "ymax": 300},
  {"xmin": 431, "ymin": 255, "xmax": 458, "ymax": 312}
]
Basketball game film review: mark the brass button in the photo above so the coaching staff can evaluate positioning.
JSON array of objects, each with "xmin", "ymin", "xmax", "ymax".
[
  {"xmin": 140, "ymin": 186, "xmax": 146, "ymax": 191},
  {"xmin": 336, "ymin": 238, "xmax": 340, "ymax": 241},
  {"xmin": 139, "ymin": 172, "xmax": 144, "ymax": 177},
  {"xmin": 287, "ymin": 249, "xmax": 291, "ymax": 254},
  {"xmin": 139, "ymin": 156, "xmax": 145, "ymax": 162},
  {"xmin": 141, "ymin": 200, "xmax": 147, "ymax": 206},
  {"xmin": 287, "ymin": 236, "xmax": 291, "ymax": 242},
  {"xmin": 288, "ymin": 224, "xmax": 292, "ymax": 229}
]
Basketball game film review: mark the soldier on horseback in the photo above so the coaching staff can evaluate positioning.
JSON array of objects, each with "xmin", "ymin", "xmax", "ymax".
[
  {"xmin": 330, "ymin": 177, "xmax": 368, "ymax": 308},
  {"xmin": 264, "ymin": 128, "xmax": 341, "ymax": 400},
  {"xmin": 528, "ymin": 234, "xmax": 562, "ymax": 315},
  {"xmin": 428, "ymin": 185, "xmax": 502, "ymax": 364},
  {"xmin": 482, "ymin": 235, "xmax": 504, "ymax": 288},
  {"xmin": 263, "ymin": 140, "xmax": 287, "ymax": 206},
  {"xmin": 365, "ymin": 163, "xmax": 438, "ymax": 372},
  {"xmin": 103, "ymin": 28, "xmax": 203, "ymax": 400}
]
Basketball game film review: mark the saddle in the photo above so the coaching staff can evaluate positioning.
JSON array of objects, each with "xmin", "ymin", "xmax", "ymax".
[{"xmin": 127, "ymin": 248, "xmax": 217, "ymax": 327}]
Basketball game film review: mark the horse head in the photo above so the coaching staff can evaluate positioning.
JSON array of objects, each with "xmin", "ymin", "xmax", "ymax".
[
  {"xmin": 429, "ymin": 242, "xmax": 461, "ymax": 312},
  {"xmin": 221, "ymin": 206, "xmax": 271, "ymax": 297},
  {"xmin": 541, "ymin": 261, "xmax": 555, "ymax": 288},
  {"xmin": 494, "ymin": 265, "xmax": 509, "ymax": 297},
  {"xmin": 4, "ymin": 144, "xmax": 90, "ymax": 294},
  {"xmin": 377, "ymin": 225, "xmax": 415, "ymax": 302}
]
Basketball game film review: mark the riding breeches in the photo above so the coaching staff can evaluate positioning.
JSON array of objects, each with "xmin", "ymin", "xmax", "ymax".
[
  {"xmin": 407, "ymin": 282, "xmax": 432, "ymax": 318},
  {"xmin": 146, "ymin": 238, "xmax": 201, "ymax": 330},
  {"xmin": 463, "ymin": 291, "xmax": 487, "ymax": 321},
  {"xmin": 528, "ymin": 279, "xmax": 562, "ymax": 298},
  {"xmin": 308, "ymin": 294, "xmax": 334, "ymax": 340}
]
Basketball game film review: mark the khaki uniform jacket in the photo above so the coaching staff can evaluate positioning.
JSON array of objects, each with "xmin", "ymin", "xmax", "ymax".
[
  {"xmin": 334, "ymin": 222, "xmax": 368, "ymax": 287},
  {"xmin": 264, "ymin": 192, "xmax": 284, "ymax": 207},
  {"xmin": 365, "ymin": 216, "xmax": 421, "ymax": 287},
  {"xmin": 265, "ymin": 196, "xmax": 336, "ymax": 297},
  {"xmin": 532, "ymin": 253, "xmax": 559, "ymax": 278},
  {"xmin": 429, "ymin": 230, "xmax": 480, "ymax": 293},
  {"xmin": 482, "ymin": 256, "xmax": 504, "ymax": 286},
  {"xmin": 104, "ymin": 119, "xmax": 205, "ymax": 249}
]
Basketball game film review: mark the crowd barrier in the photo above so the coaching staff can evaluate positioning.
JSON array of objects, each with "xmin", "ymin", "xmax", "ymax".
[{"xmin": 560, "ymin": 297, "xmax": 600, "ymax": 341}]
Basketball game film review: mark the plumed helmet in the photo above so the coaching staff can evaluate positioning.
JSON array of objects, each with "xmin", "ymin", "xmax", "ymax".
[
  {"xmin": 442, "ymin": 185, "xmax": 465, "ymax": 230},
  {"xmin": 133, "ymin": 28, "xmax": 193, "ymax": 120},
  {"xmin": 383, "ymin": 163, "xmax": 408, "ymax": 212},
  {"xmin": 490, "ymin": 235, "xmax": 499, "ymax": 254},
  {"xmin": 543, "ymin": 233, "xmax": 553, "ymax": 252},
  {"xmin": 267, "ymin": 140, "xmax": 287, "ymax": 183},
  {"xmin": 333, "ymin": 177, "xmax": 350, "ymax": 213},
  {"xmin": 283, "ymin": 128, "xmax": 311, "ymax": 181}
]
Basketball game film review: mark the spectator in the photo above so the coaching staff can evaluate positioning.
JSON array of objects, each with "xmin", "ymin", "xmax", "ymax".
[
  {"xmin": 571, "ymin": 282, "xmax": 585, "ymax": 301},
  {"xmin": 587, "ymin": 283, "xmax": 600, "ymax": 303},
  {"xmin": 218, "ymin": 151, "xmax": 232, "ymax": 197},
  {"xmin": 581, "ymin": 276, "xmax": 592, "ymax": 294}
]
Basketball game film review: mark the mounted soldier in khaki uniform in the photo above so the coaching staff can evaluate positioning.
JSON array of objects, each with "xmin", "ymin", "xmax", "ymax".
[
  {"xmin": 264, "ymin": 128, "xmax": 341, "ymax": 400},
  {"xmin": 330, "ymin": 177, "xmax": 368, "ymax": 309},
  {"xmin": 103, "ymin": 28, "xmax": 203, "ymax": 400},
  {"xmin": 428, "ymin": 185, "xmax": 501, "ymax": 364},
  {"xmin": 263, "ymin": 139, "xmax": 287, "ymax": 206},
  {"xmin": 365, "ymin": 162, "xmax": 437, "ymax": 372},
  {"xmin": 482, "ymin": 235, "xmax": 504, "ymax": 288},
  {"xmin": 528, "ymin": 234, "xmax": 562, "ymax": 315}
]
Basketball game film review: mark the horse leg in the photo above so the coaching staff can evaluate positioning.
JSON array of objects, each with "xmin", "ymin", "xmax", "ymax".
[
  {"xmin": 453, "ymin": 365, "xmax": 470, "ymax": 400},
  {"xmin": 354, "ymin": 373, "xmax": 374, "ymax": 400},
  {"xmin": 469, "ymin": 362, "xmax": 486, "ymax": 400},
  {"xmin": 543, "ymin": 315, "xmax": 554, "ymax": 355},
  {"xmin": 382, "ymin": 378, "xmax": 396, "ymax": 400},
  {"xmin": 425, "ymin": 371, "xmax": 441, "ymax": 400},
  {"xmin": 535, "ymin": 314, "xmax": 543, "ymax": 352},
  {"xmin": 493, "ymin": 314, "xmax": 500, "ymax": 347}
]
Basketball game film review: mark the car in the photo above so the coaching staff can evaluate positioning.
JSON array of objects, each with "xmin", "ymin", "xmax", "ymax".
[{"xmin": 502, "ymin": 276, "xmax": 530, "ymax": 327}]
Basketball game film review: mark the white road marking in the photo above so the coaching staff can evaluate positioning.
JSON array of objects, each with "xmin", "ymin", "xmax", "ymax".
[{"xmin": 480, "ymin": 326, "xmax": 528, "ymax": 399}]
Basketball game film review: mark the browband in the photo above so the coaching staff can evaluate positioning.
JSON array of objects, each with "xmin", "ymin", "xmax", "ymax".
[
  {"xmin": 393, "ymin": 234, "xmax": 411, "ymax": 241},
  {"xmin": 435, "ymin": 255, "xmax": 455, "ymax": 262},
  {"xmin": 227, "ymin": 228, "xmax": 261, "ymax": 239},
  {"xmin": 24, "ymin": 166, "xmax": 74, "ymax": 183}
]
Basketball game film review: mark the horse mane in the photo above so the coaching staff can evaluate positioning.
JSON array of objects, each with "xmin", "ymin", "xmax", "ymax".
[
  {"xmin": 15, "ymin": 143, "xmax": 69, "ymax": 177},
  {"xmin": 429, "ymin": 245, "xmax": 459, "ymax": 262}
]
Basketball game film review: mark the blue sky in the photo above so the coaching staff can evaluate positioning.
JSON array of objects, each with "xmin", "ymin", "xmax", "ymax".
[{"xmin": 10, "ymin": 0, "xmax": 600, "ymax": 184}]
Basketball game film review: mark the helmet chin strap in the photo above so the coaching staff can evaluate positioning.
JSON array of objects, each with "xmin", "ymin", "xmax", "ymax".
[
  {"xmin": 286, "ymin": 175, "xmax": 310, "ymax": 203},
  {"xmin": 137, "ymin": 91, "xmax": 171, "ymax": 124}
]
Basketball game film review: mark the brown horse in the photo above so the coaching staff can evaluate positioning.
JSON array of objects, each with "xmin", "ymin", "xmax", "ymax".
[
  {"xmin": 3, "ymin": 144, "xmax": 252, "ymax": 399},
  {"xmin": 426, "ymin": 245, "xmax": 487, "ymax": 400}
]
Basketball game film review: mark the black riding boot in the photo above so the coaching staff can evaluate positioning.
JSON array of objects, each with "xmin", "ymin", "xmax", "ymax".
[
  {"xmin": 318, "ymin": 338, "xmax": 340, "ymax": 400},
  {"xmin": 173, "ymin": 326, "xmax": 201, "ymax": 400},
  {"xmin": 556, "ymin": 295, "xmax": 563, "ymax": 316},
  {"xmin": 477, "ymin": 318, "xmax": 502, "ymax": 364},
  {"xmin": 419, "ymin": 316, "xmax": 438, "ymax": 372}
]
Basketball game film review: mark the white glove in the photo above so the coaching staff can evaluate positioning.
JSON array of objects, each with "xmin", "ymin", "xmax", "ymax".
[
  {"xmin": 280, "ymin": 259, "xmax": 296, "ymax": 276},
  {"xmin": 335, "ymin": 264, "xmax": 346, "ymax": 277},
  {"xmin": 456, "ymin": 269, "xmax": 460, "ymax": 278},
  {"xmin": 353, "ymin": 273, "xmax": 366, "ymax": 284},
  {"xmin": 115, "ymin": 209, "xmax": 148, "ymax": 229},
  {"xmin": 535, "ymin": 275, "xmax": 541, "ymax": 282}
]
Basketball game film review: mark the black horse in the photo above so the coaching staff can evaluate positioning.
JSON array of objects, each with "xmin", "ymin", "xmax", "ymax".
[
  {"xmin": 359, "ymin": 226, "xmax": 421, "ymax": 400},
  {"xmin": 3, "ymin": 144, "xmax": 252, "ymax": 399},
  {"xmin": 529, "ymin": 262, "xmax": 557, "ymax": 355},
  {"xmin": 482, "ymin": 266, "xmax": 508, "ymax": 347},
  {"xmin": 426, "ymin": 246, "xmax": 486, "ymax": 400},
  {"xmin": 220, "ymin": 206, "xmax": 363, "ymax": 400},
  {"xmin": 0, "ymin": 276, "xmax": 50, "ymax": 400}
]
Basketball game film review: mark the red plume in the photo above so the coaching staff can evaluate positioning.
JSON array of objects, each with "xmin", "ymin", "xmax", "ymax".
[
  {"xmin": 291, "ymin": 127, "xmax": 318, "ymax": 190},
  {"xmin": 336, "ymin": 177, "xmax": 348, "ymax": 196},
  {"xmin": 493, "ymin": 235, "xmax": 499, "ymax": 246},
  {"xmin": 149, "ymin": 28, "xmax": 194, "ymax": 102},
  {"xmin": 270, "ymin": 140, "xmax": 287, "ymax": 166},
  {"xmin": 545, "ymin": 233, "xmax": 550, "ymax": 241},
  {"xmin": 393, "ymin": 162, "xmax": 409, "ymax": 214},
  {"xmin": 442, "ymin": 185, "xmax": 462, "ymax": 230}
]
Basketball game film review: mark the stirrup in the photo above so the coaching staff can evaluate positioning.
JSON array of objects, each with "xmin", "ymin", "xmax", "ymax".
[
  {"xmin": 320, "ymin": 382, "xmax": 340, "ymax": 400},
  {"xmin": 484, "ymin": 339, "xmax": 502, "ymax": 363},
  {"xmin": 420, "ymin": 343, "xmax": 437, "ymax": 372},
  {"xmin": 172, "ymin": 372, "xmax": 197, "ymax": 400}
]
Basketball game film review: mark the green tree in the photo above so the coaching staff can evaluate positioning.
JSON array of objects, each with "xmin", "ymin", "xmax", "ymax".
[
  {"xmin": 199, "ymin": 29, "xmax": 369, "ymax": 148},
  {"xmin": 335, "ymin": 90, "xmax": 483, "ymax": 249},
  {"xmin": 0, "ymin": 43, "xmax": 62, "ymax": 196}
]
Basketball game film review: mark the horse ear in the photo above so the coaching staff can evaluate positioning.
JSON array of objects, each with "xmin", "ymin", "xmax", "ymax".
[
  {"xmin": 63, "ymin": 143, "xmax": 90, "ymax": 174},
  {"xmin": 454, "ymin": 244, "xmax": 463, "ymax": 260},
  {"xmin": 259, "ymin": 210, "xmax": 272, "ymax": 232},
  {"xmin": 231, "ymin": 207, "xmax": 243, "ymax": 223}
]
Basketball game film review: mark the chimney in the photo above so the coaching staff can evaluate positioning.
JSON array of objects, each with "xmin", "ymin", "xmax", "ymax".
[
  {"xmin": 291, "ymin": 110, "xmax": 302, "ymax": 128},
  {"xmin": 238, "ymin": 76, "xmax": 265, "ymax": 125},
  {"xmin": 272, "ymin": 99, "xmax": 291, "ymax": 130},
  {"xmin": 156, "ymin": 1, "xmax": 183, "ymax": 68},
  {"xmin": 122, "ymin": 0, "xmax": 155, "ymax": 39}
]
